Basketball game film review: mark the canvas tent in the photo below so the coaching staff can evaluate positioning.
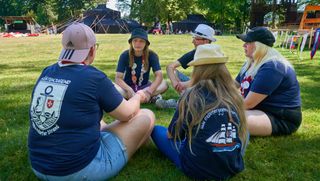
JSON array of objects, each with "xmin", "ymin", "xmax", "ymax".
[
  {"xmin": 82, "ymin": 4, "xmax": 142, "ymax": 33},
  {"xmin": 173, "ymin": 14, "xmax": 214, "ymax": 33}
]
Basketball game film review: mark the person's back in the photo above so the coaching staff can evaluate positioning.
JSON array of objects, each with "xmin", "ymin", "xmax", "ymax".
[
  {"xmin": 28, "ymin": 22, "xmax": 155, "ymax": 180},
  {"xmin": 152, "ymin": 44, "xmax": 248, "ymax": 180},
  {"xmin": 172, "ymin": 85, "xmax": 245, "ymax": 180},
  {"xmin": 29, "ymin": 64, "xmax": 117, "ymax": 174}
]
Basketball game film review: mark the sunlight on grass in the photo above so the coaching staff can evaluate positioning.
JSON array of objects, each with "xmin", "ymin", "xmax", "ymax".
[{"xmin": 0, "ymin": 34, "xmax": 319, "ymax": 180}]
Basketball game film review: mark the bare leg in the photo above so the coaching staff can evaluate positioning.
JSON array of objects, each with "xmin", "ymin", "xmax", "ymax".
[
  {"xmin": 100, "ymin": 120, "xmax": 108, "ymax": 131},
  {"xmin": 152, "ymin": 79, "xmax": 168, "ymax": 96},
  {"xmin": 101, "ymin": 109, "xmax": 155, "ymax": 159},
  {"xmin": 246, "ymin": 110, "xmax": 272, "ymax": 136},
  {"xmin": 113, "ymin": 83, "xmax": 129, "ymax": 99}
]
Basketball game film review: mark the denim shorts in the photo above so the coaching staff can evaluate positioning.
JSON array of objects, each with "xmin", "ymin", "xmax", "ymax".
[{"xmin": 32, "ymin": 131, "xmax": 128, "ymax": 181}]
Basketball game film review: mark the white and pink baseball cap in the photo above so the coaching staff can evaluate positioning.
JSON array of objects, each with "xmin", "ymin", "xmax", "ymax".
[{"xmin": 58, "ymin": 22, "xmax": 96, "ymax": 63}]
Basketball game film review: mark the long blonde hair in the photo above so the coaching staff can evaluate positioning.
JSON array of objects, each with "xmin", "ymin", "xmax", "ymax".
[
  {"xmin": 174, "ymin": 64, "xmax": 248, "ymax": 153},
  {"xmin": 240, "ymin": 41, "xmax": 293, "ymax": 78},
  {"xmin": 129, "ymin": 42, "xmax": 150, "ymax": 69}
]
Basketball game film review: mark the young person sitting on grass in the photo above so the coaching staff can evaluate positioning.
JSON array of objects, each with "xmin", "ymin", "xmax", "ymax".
[
  {"xmin": 235, "ymin": 27, "xmax": 302, "ymax": 136},
  {"xmin": 115, "ymin": 28, "xmax": 168, "ymax": 104},
  {"xmin": 155, "ymin": 24, "xmax": 216, "ymax": 109},
  {"xmin": 28, "ymin": 23, "xmax": 155, "ymax": 180},
  {"xmin": 151, "ymin": 44, "xmax": 249, "ymax": 180}
]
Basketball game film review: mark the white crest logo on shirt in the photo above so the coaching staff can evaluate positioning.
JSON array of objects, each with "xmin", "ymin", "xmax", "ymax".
[{"xmin": 30, "ymin": 80, "xmax": 68, "ymax": 136}]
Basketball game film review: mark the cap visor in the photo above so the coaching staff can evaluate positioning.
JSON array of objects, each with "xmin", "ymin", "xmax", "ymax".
[
  {"xmin": 58, "ymin": 48, "xmax": 90, "ymax": 63},
  {"xmin": 236, "ymin": 34, "xmax": 250, "ymax": 42}
]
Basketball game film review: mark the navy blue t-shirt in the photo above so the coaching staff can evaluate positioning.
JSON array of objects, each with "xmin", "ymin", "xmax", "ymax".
[
  {"xmin": 116, "ymin": 50, "xmax": 161, "ymax": 86},
  {"xmin": 28, "ymin": 63, "xmax": 123, "ymax": 176},
  {"xmin": 168, "ymin": 88, "xmax": 245, "ymax": 180},
  {"xmin": 236, "ymin": 61, "xmax": 301, "ymax": 108},
  {"xmin": 177, "ymin": 49, "xmax": 196, "ymax": 69}
]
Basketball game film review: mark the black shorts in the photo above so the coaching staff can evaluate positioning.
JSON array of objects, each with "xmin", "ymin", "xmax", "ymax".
[{"xmin": 257, "ymin": 106, "xmax": 302, "ymax": 135}]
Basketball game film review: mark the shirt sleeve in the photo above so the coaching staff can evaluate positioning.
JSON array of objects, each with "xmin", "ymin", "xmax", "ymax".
[
  {"xmin": 177, "ymin": 49, "xmax": 196, "ymax": 69},
  {"xmin": 149, "ymin": 52, "xmax": 161, "ymax": 72},
  {"xmin": 250, "ymin": 62, "xmax": 285, "ymax": 95},
  {"xmin": 97, "ymin": 76, "xmax": 124, "ymax": 113},
  {"xmin": 116, "ymin": 51, "xmax": 128, "ymax": 73}
]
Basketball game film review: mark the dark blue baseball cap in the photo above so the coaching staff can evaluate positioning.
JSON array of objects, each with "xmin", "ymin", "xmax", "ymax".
[
  {"xmin": 128, "ymin": 28, "xmax": 150, "ymax": 45},
  {"xmin": 236, "ymin": 27, "xmax": 275, "ymax": 47}
]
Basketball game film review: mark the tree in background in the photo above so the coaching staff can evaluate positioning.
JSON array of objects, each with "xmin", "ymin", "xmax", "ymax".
[
  {"xmin": 197, "ymin": 0, "xmax": 250, "ymax": 33},
  {"xmin": 53, "ymin": 0, "xmax": 98, "ymax": 22},
  {"xmin": 118, "ymin": 0, "xmax": 197, "ymax": 26},
  {"xmin": 0, "ymin": 0, "xmax": 103, "ymax": 26},
  {"xmin": 117, "ymin": 0, "xmax": 249, "ymax": 33},
  {"xmin": 1, "ymin": 0, "xmax": 318, "ymax": 32}
]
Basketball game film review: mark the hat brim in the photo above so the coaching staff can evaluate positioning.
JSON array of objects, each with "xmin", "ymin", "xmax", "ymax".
[
  {"xmin": 128, "ymin": 36, "xmax": 150, "ymax": 45},
  {"xmin": 190, "ymin": 32, "xmax": 216, "ymax": 42},
  {"xmin": 58, "ymin": 48, "xmax": 90, "ymax": 63},
  {"xmin": 188, "ymin": 57, "xmax": 228, "ymax": 66}
]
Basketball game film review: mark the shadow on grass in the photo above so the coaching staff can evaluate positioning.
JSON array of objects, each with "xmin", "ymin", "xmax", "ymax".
[{"xmin": 0, "ymin": 64, "xmax": 10, "ymax": 74}]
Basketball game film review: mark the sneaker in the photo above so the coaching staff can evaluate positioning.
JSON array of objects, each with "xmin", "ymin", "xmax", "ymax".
[
  {"xmin": 155, "ymin": 99, "xmax": 177, "ymax": 109},
  {"xmin": 149, "ymin": 94, "xmax": 162, "ymax": 103}
]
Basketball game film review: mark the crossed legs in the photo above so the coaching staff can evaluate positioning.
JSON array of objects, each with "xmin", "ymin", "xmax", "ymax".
[{"xmin": 101, "ymin": 109, "xmax": 155, "ymax": 159}]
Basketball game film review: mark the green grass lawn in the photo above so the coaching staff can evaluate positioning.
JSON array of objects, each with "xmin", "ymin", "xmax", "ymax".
[{"xmin": 0, "ymin": 34, "xmax": 319, "ymax": 181}]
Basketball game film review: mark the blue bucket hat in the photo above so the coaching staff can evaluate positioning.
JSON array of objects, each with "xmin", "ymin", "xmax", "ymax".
[
  {"xmin": 128, "ymin": 28, "xmax": 150, "ymax": 45},
  {"xmin": 236, "ymin": 27, "xmax": 275, "ymax": 47}
]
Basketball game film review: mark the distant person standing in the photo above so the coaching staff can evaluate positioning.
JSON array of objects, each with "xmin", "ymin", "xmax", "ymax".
[
  {"xmin": 169, "ymin": 21, "xmax": 173, "ymax": 34},
  {"xmin": 166, "ymin": 21, "xmax": 170, "ymax": 34},
  {"xmin": 156, "ymin": 24, "xmax": 216, "ymax": 109}
]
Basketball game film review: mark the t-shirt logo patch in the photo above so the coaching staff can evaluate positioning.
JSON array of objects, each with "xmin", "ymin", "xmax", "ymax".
[
  {"xmin": 206, "ymin": 123, "xmax": 241, "ymax": 152},
  {"xmin": 47, "ymin": 99, "xmax": 54, "ymax": 108},
  {"xmin": 30, "ymin": 80, "xmax": 68, "ymax": 136},
  {"xmin": 240, "ymin": 75, "xmax": 252, "ymax": 97}
]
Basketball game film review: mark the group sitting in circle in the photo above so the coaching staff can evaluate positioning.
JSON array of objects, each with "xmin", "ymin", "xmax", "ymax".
[{"xmin": 28, "ymin": 23, "xmax": 301, "ymax": 180}]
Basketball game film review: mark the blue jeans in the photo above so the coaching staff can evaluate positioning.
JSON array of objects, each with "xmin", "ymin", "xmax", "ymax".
[
  {"xmin": 176, "ymin": 70, "xmax": 190, "ymax": 82},
  {"xmin": 152, "ymin": 126, "xmax": 249, "ymax": 167},
  {"xmin": 32, "ymin": 131, "xmax": 128, "ymax": 181}
]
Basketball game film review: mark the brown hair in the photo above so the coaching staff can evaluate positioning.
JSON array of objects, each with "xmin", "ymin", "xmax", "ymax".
[
  {"xmin": 174, "ymin": 64, "xmax": 248, "ymax": 153},
  {"xmin": 128, "ymin": 42, "xmax": 150, "ymax": 69}
]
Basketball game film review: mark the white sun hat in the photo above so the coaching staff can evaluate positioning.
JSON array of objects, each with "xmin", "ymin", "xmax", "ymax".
[{"xmin": 190, "ymin": 24, "xmax": 216, "ymax": 42}]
